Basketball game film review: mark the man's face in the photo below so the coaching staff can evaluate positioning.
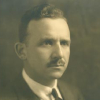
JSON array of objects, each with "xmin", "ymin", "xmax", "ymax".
[{"xmin": 24, "ymin": 18, "xmax": 70, "ymax": 81}]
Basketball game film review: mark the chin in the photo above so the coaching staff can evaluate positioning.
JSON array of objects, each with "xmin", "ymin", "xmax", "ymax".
[{"xmin": 50, "ymin": 72, "xmax": 64, "ymax": 79}]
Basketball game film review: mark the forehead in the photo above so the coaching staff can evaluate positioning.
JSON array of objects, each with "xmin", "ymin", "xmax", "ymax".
[{"xmin": 27, "ymin": 18, "xmax": 70, "ymax": 42}]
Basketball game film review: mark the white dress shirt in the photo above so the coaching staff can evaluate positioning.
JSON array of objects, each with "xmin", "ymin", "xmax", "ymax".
[{"xmin": 22, "ymin": 69, "xmax": 62, "ymax": 100}]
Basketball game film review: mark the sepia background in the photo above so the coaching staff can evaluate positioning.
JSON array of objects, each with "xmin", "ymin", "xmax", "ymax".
[{"xmin": 0, "ymin": 0, "xmax": 100, "ymax": 100}]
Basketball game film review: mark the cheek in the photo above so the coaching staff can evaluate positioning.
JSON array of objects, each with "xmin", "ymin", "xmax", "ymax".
[
  {"xmin": 36, "ymin": 48, "xmax": 52, "ymax": 61},
  {"xmin": 63, "ymin": 48, "xmax": 70, "ymax": 59}
]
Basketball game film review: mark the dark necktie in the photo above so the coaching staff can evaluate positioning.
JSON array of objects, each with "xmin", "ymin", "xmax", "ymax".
[{"xmin": 52, "ymin": 88, "xmax": 62, "ymax": 100}]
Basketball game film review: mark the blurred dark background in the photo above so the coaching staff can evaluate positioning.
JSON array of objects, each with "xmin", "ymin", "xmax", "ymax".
[{"xmin": 0, "ymin": 0, "xmax": 100, "ymax": 100}]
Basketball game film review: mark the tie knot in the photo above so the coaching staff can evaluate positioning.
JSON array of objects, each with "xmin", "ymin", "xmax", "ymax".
[
  {"xmin": 52, "ymin": 88, "xmax": 58, "ymax": 98},
  {"xmin": 51, "ymin": 89, "xmax": 63, "ymax": 100}
]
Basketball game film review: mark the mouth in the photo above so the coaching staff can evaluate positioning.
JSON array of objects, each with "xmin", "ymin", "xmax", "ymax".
[
  {"xmin": 50, "ymin": 64, "xmax": 64, "ymax": 67},
  {"xmin": 48, "ymin": 63, "xmax": 65, "ymax": 68}
]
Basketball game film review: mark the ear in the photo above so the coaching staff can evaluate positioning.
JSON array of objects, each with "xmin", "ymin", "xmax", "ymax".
[{"xmin": 14, "ymin": 42, "xmax": 27, "ymax": 60}]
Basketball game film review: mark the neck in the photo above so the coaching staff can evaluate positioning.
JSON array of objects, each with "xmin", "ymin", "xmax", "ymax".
[
  {"xmin": 35, "ymin": 77, "xmax": 56, "ymax": 87},
  {"xmin": 24, "ymin": 68, "xmax": 57, "ymax": 88}
]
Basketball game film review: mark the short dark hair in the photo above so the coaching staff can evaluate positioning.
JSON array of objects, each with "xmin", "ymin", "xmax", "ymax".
[{"xmin": 19, "ymin": 4, "xmax": 66, "ymax": 43}]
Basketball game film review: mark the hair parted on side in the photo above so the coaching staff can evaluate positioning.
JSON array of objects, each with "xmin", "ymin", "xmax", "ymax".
[{"xmin": 19, "ymin": 3, "xmax": 66, "ymax": 43}]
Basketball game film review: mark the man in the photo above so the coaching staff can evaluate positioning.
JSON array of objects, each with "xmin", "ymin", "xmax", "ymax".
[{"xmin": 2, "ymin": 4, "xmax": 84, "ymax": 100}]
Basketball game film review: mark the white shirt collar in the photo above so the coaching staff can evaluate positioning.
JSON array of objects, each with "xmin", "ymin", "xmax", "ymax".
[{"xmin": 22, "ymin": 69, "xmax": 62, "ymax": 100}]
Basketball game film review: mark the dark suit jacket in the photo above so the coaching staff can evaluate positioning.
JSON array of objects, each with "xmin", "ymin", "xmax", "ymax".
[{"xmin": 1, "ymin": 74, "xmax": 84, "ymax": 100}]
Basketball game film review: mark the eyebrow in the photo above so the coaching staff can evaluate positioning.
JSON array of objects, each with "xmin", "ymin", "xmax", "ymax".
[{"xmin": 39, "ymin": 37, "xmax": 71, "ymax": 43}]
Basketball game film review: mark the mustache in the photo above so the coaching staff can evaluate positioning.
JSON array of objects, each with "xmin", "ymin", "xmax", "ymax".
[{"xmin": 47, "ymin": 58, "xmax": 65, "ymax": 67}]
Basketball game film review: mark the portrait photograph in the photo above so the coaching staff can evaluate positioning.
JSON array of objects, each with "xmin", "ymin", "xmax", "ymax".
[{"xmin": 0, "ymin": 0, "xmax": 100, "ymax": 100}]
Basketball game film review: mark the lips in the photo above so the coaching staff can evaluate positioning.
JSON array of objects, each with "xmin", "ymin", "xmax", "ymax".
[{"xmin": 50, "ymin": 64, "xmax": 64, "ymax": 67}]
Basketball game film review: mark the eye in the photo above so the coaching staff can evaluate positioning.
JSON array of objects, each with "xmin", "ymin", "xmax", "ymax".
[
  {"xmin": 60, "ymin": 40, "xmax": 70, "ymax": 46},
  {"xmin": 42, "ymin": 40, "xmax": 53, "ymax": 46}
]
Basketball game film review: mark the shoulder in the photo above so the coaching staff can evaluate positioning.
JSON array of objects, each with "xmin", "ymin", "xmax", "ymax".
[
  {"xmin": 58, "ymin": 80, "xmax": 85, "ymax": 100},
  {"xmin": 1, "ymin": 74, "xmax": 39, "ymax": 100},
  {"xmin": 0, "ymin": 74, "xmax": 26, "ymax": 100},
  {"xmin": 0, "ymin": 84, "xmax": 17, "ymax": 100}
]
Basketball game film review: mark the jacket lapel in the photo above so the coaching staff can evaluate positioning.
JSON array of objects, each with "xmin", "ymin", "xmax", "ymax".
[
  {"xmin": 58, "ymin": 80, "xmax": 84, "ymax": 100},
  {"xmin": 13, "ymin": 74, "xmax": 40, "ymax": 100},
  {"xmin": 58, "ymin": 80, "xmax": 76, "ymax": 100}
]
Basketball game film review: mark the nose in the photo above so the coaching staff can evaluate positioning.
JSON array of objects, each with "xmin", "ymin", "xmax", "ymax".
[{"xmin": 51, "ymin": 43, "xmax": 63, "ymax": 59}]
